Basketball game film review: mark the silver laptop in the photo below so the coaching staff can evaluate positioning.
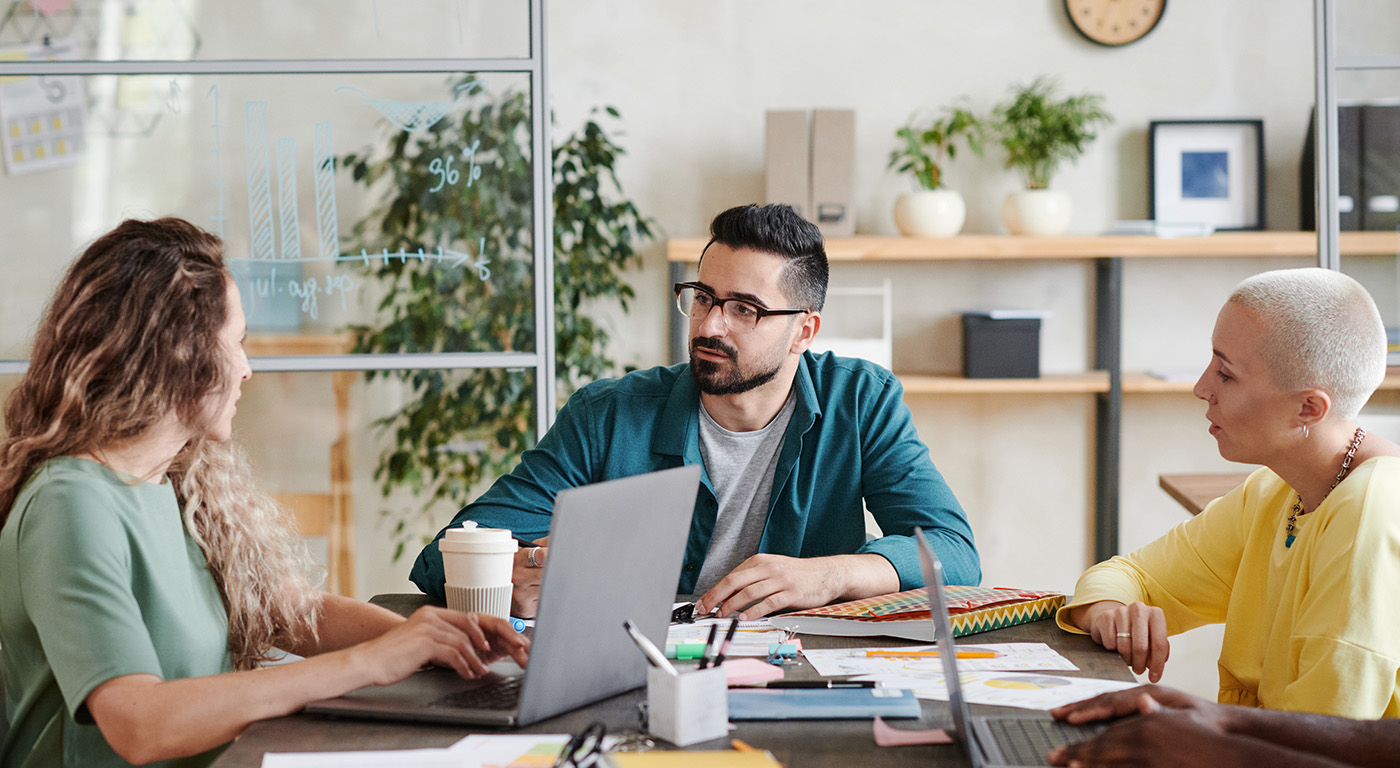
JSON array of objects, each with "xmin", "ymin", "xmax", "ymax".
[
  {"xmin": 915, "ymin": 528, "xmax": 1107, "ymax": 768},
  {"xmin": 306, "ymin": 465, "xmax": 701, "ymax": 726}
]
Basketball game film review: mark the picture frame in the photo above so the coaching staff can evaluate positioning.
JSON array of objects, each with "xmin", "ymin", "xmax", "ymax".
[{"xmin": 1149, "ymin": 119, "xmax": 1264, "ymax": 231}]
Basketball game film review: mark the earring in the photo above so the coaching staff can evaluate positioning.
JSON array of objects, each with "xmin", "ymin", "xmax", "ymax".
[{"xmin": 1303, "ymin": 424, "xmax": 1310, "ymax": 439}]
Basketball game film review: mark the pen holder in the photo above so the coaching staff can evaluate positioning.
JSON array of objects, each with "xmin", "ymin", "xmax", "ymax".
[{"xmin": 646, "ymin": 666, "xmax": 728, "ymax": 747}]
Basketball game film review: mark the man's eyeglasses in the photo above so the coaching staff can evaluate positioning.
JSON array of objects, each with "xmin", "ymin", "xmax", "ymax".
[{"xmin": 673, "ymin": 282, "xmax": 809, "ymax": 334}]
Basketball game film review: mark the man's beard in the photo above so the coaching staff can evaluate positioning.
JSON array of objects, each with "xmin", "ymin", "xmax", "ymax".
[{"xmin": 689, "ymin": 336, "xmax": 782, "ymax": 396}]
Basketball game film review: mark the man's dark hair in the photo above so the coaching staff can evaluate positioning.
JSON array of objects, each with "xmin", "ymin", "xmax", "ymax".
[{"xmin": 701, "ymin": 203, "xmax": 828, "ymax": 312}]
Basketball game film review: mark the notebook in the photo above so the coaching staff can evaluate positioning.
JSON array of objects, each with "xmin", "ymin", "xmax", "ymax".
[
  {"xmin": 915, "ymin": 529, "xmax": 1108, "ymax": 768},
  {"xmin": 305, "ymin": 465, "xmax": 702, "ymax": 726},
  {"xmin": 770, "ymin": 585, "xmax": 1065, "ymax": 641},
  {"xmin": 727, "ymin": 686, "xmax": 921, "ymax": 720}
]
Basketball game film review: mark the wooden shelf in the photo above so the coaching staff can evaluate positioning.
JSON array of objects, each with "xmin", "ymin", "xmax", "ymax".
[
  {"xmin": 898, "ymin": 371, "xmax": 1109, "ymax": 394},
  {"xmin": 1124, "ymin": 367, "xmax": 1400, "ymax": 394},
  {"xmin": 667, "ymin": 232, "xmax": 1400, "ymax": 263},
  {"xmin": 245, "ymin": 332, "xmax": 354, "ymax": 357}
]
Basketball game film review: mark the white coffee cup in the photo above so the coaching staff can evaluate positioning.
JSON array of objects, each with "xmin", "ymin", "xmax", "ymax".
[{"xmin": 439, "ymin": 522, "xmax": 515, "ymax": 619}]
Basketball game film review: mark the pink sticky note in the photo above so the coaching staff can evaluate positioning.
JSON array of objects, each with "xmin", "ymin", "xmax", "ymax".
[
  {"xmin": 873, "ymin": 715, "xmax": 952, "ymax": 747},
  {"xmin": 723, "ymin": 658, "xmax": 786, "ymax": 687}
]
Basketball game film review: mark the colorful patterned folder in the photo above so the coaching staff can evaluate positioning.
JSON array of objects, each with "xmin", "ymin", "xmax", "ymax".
[{"xmin": 768, "ymin": 586, "xmax": 1066, "ymax": 641}]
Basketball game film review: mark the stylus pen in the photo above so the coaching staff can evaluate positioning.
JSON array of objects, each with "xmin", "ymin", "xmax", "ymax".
[
  {"xmin": 698, "ymin": 623, "xmax": 720, "ymax": 669},
  {"xmin": 765, "ymin": 680, "xmax": 877, "ymax": 689},
  {"xmin": 711, "ymin": 617, "xmax": 740, "ymax": 668},
  {"xmin": 623, "ymin": 620, "xmax": 679, "ymax": 676}
]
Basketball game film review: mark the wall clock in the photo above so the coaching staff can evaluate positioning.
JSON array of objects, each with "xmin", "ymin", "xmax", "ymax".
[{"xmin": 1064, "ymin": 0, "xmax": 1166, "ymax": 47}]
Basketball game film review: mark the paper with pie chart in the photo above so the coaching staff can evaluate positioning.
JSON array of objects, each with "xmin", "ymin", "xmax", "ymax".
[
  {"xmin": 852, "ymin": 668, "xmax": 1137, "ymax": 710},
  {"xmin": 800, "ymin": 643, "xmax": 1136, "ymax": 710},
  {"xmin": 800, "ymin": 643, "xmax": 1079, "ymax": 677}
]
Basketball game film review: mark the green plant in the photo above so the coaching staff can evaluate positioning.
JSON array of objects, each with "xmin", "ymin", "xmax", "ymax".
[
  {"xmin": 887, "ymin": 105, "xmax": 983, "ymax": 191},
  {"xmin": 992, "ymin": 77, "xmax": 1112, "ymax": 190},
  {"xmin": 341, "ymin": 78, "xmax": 651, "ymax": 559}
]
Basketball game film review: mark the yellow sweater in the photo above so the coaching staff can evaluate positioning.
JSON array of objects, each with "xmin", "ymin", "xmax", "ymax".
[{"xmin": 1057, "ymin": 457, "xmax": 1400, "ymax": 718}]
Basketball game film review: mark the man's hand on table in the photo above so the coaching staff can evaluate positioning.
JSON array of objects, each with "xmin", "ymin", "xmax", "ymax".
[{"xmin": 693, "ymin": 553, "xmax": 898, "ymax": 619}]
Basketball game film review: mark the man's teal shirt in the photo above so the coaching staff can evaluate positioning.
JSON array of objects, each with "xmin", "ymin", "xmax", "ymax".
[{"xmin": 410, "ymin": 351, "xmax": 980, "ymax": 597}]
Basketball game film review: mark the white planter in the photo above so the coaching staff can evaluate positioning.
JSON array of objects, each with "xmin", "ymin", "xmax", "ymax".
[
  {"xmin": 1002, "ymin": 189, "xmax": 1072, "ymax": 236},
  {"xmin": 893, "ymin": 190, "xmax": 966, "ymax": 237}
]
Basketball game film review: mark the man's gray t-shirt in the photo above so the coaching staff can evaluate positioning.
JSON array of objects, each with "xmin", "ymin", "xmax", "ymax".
[{"xmin": 693, "ymin": 392, "xmax": 797, "ymax": 594}]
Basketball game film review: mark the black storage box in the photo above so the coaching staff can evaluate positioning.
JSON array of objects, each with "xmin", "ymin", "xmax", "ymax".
[{"xmin": 961, "ymin": 312, "xmax": 1041, "ymax": 379}]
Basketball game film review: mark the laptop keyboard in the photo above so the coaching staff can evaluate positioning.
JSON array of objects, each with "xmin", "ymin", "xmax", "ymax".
[
  {"xmin": 986, "ymin": 717, "xmax": 1107, "ymax": 766},
  {"xmin": 429, "ymin": 676, "xmax": 523, "ymax": 711}
]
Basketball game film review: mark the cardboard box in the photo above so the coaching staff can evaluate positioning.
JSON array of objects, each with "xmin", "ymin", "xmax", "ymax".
[
  {"xmin": 810, "ymin": 108, "xmax": 856, "ymax": 237},
  {"xmin": 962, "ymin": 312, "xmax": 1042, "ymax": 379},
  {"xmin": 765, "ymin": 110, "xmax": 811, "ymax": 220}
]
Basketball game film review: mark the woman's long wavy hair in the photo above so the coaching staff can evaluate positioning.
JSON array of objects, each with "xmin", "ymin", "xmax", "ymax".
[{"xmin": 0, "ymin": 217, "xmax": 321, "ymax": 669}]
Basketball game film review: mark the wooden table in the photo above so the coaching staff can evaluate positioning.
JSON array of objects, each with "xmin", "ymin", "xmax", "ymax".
[
  {"xmin": 212, "ymin": 595, "xmax": 1134, "ymax": 768},
  {"xmin": 1158, "ymin": 473, "xmax": 1249, "ymax": 516}
]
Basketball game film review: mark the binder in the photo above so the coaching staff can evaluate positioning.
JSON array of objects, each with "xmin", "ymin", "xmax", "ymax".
[
  {"xmin": 1361, "ymin": 104, "xmax": 1400, "ymax": 231},
  {"xmin": 764, "ymin": 110, "xmax": 810, "ymax": 220},
  {"xmin": 810, "ymin": 108, "xmax": 856, "ymax": 237},
  {"xmin": 1300, "ymin": 104, "xmax": 1361, "ymax": 231}
]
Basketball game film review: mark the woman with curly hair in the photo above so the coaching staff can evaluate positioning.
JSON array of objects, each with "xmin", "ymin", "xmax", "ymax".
[{"xmin": 0, "ymin": 217, "xmax": 528, "ymax": 767}]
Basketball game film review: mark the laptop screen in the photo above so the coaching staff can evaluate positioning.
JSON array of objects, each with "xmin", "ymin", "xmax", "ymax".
[{"xmin": 914, "ymin": 527, "xmax": 983, "ymax": 768}]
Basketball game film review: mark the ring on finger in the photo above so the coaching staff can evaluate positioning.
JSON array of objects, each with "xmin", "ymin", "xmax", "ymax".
[
  {"xmin": 527, "ymin": 546, "xmax": 542, "ymax": 568},
  {"xmin": 1115, "ymin": 632, "xmax": 1132, "ymax": 639}
]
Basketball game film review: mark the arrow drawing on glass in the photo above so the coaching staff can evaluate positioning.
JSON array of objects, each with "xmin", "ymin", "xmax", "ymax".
[{"xmin": 335, "ymin": 81, "xmax": 483, "ymax": 133}]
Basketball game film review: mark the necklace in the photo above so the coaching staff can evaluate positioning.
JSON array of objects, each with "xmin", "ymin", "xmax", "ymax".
[{"xmin": 1285, "ymin": 427, "xmax": 1366, "ymax": 548}]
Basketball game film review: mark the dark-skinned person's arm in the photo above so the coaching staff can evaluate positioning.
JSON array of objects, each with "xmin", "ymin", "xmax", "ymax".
[{"xmin": 1051, "ymin": 685, "xmax": 1400, "ymax": 768}]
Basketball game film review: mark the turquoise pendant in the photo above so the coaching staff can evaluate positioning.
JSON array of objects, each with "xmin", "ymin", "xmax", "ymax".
[{"xmin": 1285, "ymin": 533, "xmax": 1296, "ymax": 549}]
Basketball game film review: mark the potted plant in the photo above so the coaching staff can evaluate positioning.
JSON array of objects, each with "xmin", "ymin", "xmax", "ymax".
[
  {"xmin": 887, "ymin": 105, "xmax": 983, "ymax": 236},
  {"xmin": 992, "ymin": 77, "xmax": 1112, "ymax": 235},
  {"xmin": 341, "ymin": 79, "xmax": 651, "ymax": 560}
]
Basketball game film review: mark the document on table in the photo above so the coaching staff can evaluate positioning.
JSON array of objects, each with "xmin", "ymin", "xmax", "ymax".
[
  {"xmin": 852, "ymin": 668, "xmax": 1137, "ymax": 711},
  {"xmin": 800, "ymin": 642, "xmax": 1079, "ymax": 677},
  {"xmin": 261, "ymin": 750, "xmax": 465, "ymax": 767},
  {"xmin": 260, "ymin": 734, "xmax": 576, "ymax": 768},
  {"xmin": 667, "ymin": 617, "xmax": 791, "ymax": 656}
]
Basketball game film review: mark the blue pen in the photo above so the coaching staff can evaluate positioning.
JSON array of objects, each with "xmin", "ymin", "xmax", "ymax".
[{"xmin": 509, "ymin": 617, "xmax": 527, "ymax": 633}]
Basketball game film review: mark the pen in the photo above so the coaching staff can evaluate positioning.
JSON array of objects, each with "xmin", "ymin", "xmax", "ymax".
[
  {"xmin": 864, "ymin": 650, "xmax": 998, "ymax": 659},
  {"xmin": 698, "ymin": 623, "xmax": 720, "ymax": 669},
  {"xmin": 711, "ymin": 618, "xmax": 740, "ymax": 668},
  {"xmin": 731, "ymin": 739, "xmax": 760, "ymax": 753},
  {"xmin": 765, "ymin": 680, "xmax": 877, "ymax": 689},
  {"xmin": 622, "ymin": 620, "xmax": 679, "ymax": 676}
]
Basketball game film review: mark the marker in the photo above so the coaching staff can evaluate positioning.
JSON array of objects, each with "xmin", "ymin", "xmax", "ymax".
[
  {"xmin": 509, "ymin": 617, "xmax": 526, "ymax": 633},
  {"xmin": 711, "ymin": 618, "xmax": 740, "ymax": 668},
  {"xmin": 698, "ymin": 623, "xmax": 720, "ymax": 669},
  {"xmin": 666, "ymin": 640, "xmax": 711, "ymax": 657},
  {"xmin": 765, "ymin": 680, "xmax": 877, "ymax": 689},
  {"xmin": 863, "ymin": 650, "xmax": 997, "ymax": 659},
  {"xmin": 623, "ymin": 620, "xmax": 678, "ymax": 677}
]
